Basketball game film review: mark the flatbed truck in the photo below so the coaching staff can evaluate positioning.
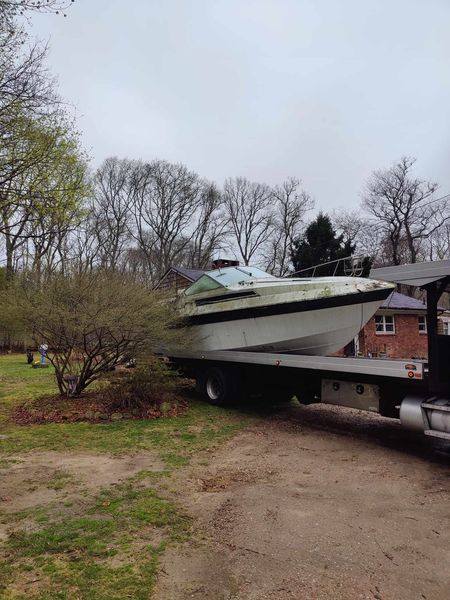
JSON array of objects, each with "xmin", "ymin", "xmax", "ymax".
[{"xmin": 169, "ymin": 260, "xmax": 450, "ymax": 442}]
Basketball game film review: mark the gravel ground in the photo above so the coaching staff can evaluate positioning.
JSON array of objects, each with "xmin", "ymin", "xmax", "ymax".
[{"xmin": 154, "ymin": 402, "xmax": 450, "ymax": 600}]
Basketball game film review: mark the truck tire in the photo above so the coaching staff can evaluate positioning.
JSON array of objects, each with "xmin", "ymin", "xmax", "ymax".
[{"xmin": 197, "ymin": 366, "xmax": 241, "ymax": 406}]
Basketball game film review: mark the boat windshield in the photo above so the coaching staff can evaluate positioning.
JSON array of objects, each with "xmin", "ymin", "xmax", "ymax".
[{"xmin": 184, "ymin": 266, "xmax": 272, "ymax": 296}]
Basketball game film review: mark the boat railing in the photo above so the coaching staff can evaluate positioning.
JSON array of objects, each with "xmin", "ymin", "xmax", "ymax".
[{"xmin": 291, "ymin": 255, "xmax": 367, "ymax": 278}]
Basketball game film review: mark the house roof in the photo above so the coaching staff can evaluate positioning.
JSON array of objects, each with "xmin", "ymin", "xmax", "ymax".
[
  {"xmin": 171, "ymin": 266, "xmax": 206, "ymax": 282},
  {"xmin": 155, "ymin": 265, "xmax": 206, "ymax": 289},
  {"xmin": 381, "ymin": 291, "xmax": 427, "ymax": 311},
  {"xmin": 380, "ymin": 290, "xmax": 448, "ymax": 312}
]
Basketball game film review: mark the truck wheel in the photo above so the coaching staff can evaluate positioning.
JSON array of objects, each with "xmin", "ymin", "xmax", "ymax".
[{"xmin": 198, "ymin": 366, "xmax": 240, "ymax": 406}]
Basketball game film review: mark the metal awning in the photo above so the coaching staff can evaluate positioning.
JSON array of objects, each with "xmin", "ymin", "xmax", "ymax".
[
  {"xmin": 370, "ymin": 260, "xmax": 450, "ymax": 291},
  {"xmin": 371, "ymin": 259, "xmax": 450, "ymax": 396}
]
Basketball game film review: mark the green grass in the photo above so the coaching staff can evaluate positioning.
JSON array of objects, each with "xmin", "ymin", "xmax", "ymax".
[
  {"xmin": 1, "ymin": 478, "xmax": 191, "ymax": 599},
  {"xmin": 0, "ymin": 354, "xmax": 57, "ymax": 420},
  {"xmin": 0, "ymin": 403, "xmax": 246, "ymax": 463},
  {"xmin": 0, "ymin": 359, "xmax": 249, "ymax": 471},
  {"xmin": 0, "ymin": 354, "xmax": 250, "ymax": 599},
  {"xmin": 45, "ymin": 470, "xmax": 75, "ymax": 491},
  {"xmin": 0, "ymin": 357, "xmax": 246, "ymax": 470},
  {"xmin": 0, "ymin": 355, "xmax": 247, "ymax": 461}
]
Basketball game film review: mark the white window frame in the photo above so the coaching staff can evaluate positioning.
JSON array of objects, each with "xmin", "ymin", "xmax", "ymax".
[
  {"xmin": 375, "ymin": 314, "xmax": 395, "ymax": 334},
  {"xmin": 443, "ymin": 321, "xmax": 449, "ymax": 336},
  {"xmin": 418, "ymin": 315, "xmax": 427, "ymax": 334}
]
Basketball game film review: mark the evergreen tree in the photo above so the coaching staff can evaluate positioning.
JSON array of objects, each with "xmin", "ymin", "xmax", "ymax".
[{"xmin": 291, "ymin": 213, "xmax": 355, "ymax": 276}]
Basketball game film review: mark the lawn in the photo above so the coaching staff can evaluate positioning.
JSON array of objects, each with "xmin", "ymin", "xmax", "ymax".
[
  {"xmin": 0, "ymin": 354, "xmax": 57, "ymax": 421},
  {"xmin": 0, "ymin": 354, "xmax": 249, "ymax": 599}
]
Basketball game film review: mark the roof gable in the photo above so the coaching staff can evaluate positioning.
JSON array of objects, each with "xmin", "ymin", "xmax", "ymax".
[
  {"xmin": 172, "ymin": 266, "xmax": 207, "ymax": 282},
  {"xmin": 381, "ymin": 291, "xmax": 426, "ymax": 311},
  {"xmin": 155, "ymin": 265, "xmax": 207, "ymax": 289}
]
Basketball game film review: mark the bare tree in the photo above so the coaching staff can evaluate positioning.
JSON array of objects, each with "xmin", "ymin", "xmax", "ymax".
[
  {"xmin": 0, "ymin": 38, "xmax": 56, "ymax": 122},
  {"xmin": 223, "ymin": 177, "xmax": 274, "ymax": 266},
  {"xmin": 91, "ymin": 157, "xmax": 134, "ymax": 270},
  {"xmin": 68, "ymin": 212, "xmax": 102, "ymax": 274},
  {"xmin": 0, "ymin": 0, "xmax": 63, "ymax": 125},
  {"xmin": 0, "ymin": 1, "xmax": 74, "ymax": 19},
  {"xmin": 26, "ymin": 200, "xmax": 83, "ymax": 274},
  {"xmin": 60, "ymin": 164, "xmax": 227, "ymax": 280},
  {"xmin": 331, "ymin": 209, "xmax": 365, "ymax": 248},
  {"xmin": 130, "ymin": 160, "xmax": 205, "ymax": 280},
  {"xmin": 362, "ymin": 157, "xmax": 448, "ymax": 264},
  {"xmin": 186, "ymin": 183, "xmax": 228, "ymax": 268},
  {"xmin": 263, "ymin": 177, "xmax": 313, "ymax": 275},
  {"xmin": 426, "ymin": 221, "xmax": 450, "ymax": 261},
  {"xmin": 121, "ymin": 245, "xmax": 152, "ymax": 282}
]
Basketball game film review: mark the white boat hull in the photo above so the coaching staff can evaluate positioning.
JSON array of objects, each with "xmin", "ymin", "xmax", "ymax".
[{"xmin": 188, "ymin": 299, "xmax": 381, "ymax": 355}]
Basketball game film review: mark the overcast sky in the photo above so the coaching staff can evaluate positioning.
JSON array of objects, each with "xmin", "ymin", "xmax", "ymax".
[{"xmin": 30, "ymin": 0, "xmax": 450, "ymax": 211}]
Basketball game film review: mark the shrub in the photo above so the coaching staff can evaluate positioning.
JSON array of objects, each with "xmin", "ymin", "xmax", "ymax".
[
  {"xmin": 10, "ymin": 270, "xmax": 185, "ymax": 397},
  {"xmin": 107, "ymin": 358, "xmax": 183, "ymax": 411}
]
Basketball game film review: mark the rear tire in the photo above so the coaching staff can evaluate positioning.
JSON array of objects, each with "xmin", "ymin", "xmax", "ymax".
[{"xmin": 197, "ymin": 366, "xmax": 241, "ymax": 406}]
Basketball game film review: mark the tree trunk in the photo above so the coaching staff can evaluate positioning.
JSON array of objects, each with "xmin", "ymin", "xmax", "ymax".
[{"xmin": 5, "ymin": 237, "xmax": 14, "ymax": 280}]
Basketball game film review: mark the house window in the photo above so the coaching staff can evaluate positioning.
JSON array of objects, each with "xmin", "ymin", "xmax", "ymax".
[
  {"xmin": 443, "ymin": 321, "xmax": 449, "ymax": 336},
  {"xmin": 418, "ymin": 316, "xmax": 427, "ymax": 334},
  {"xmin": 375, "ymin": 315, "xmax": 395, "ymax": 334}
]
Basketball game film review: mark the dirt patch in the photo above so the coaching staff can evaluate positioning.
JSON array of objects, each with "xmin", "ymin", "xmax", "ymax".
[
  {"xmin": 198, "ymin": 467, "xmax": 278, "ymax": 492},
  {"xmin": 0, "ymin": 450, "xmax": 166, "ymax": 516},
  {"xmin": 0, "ymin": 525, "xmax": 8, "ymax": 542},
  {"xmin": 154, "ymin": 403, "xmax": 450, "ymax": 600}
]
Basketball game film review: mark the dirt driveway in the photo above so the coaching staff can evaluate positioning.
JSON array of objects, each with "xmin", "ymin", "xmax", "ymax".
[{"xmin": 155, "ymin": 402, "xmax": 450, "ymax": 600}]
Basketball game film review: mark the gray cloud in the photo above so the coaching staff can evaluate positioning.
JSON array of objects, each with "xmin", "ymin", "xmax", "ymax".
[{"xmin": 31, "ymin": 0, "xmax": 450, "ymax": 210}]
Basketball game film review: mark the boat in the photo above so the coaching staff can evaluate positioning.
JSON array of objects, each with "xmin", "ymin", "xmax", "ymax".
[{"xmin": 178, "ymin": 265, "xmax": 395, "ymax": 355}]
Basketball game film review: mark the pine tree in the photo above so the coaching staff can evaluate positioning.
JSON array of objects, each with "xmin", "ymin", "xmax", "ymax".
[{"xmin": 291, "ymin": 213, "xmax": 355, "ymax": 276}]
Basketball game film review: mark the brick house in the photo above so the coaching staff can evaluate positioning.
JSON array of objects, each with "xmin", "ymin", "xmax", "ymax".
[{"xmin": 356, "ymin": 291, "xmax": 431, "ymax": 359}]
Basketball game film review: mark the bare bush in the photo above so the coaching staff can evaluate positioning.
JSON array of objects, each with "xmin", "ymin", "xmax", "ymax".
[
  {"xmin": 12, "ymin": 270, "xmax": 182, "ymax": 396},
  {"xmin": 106, "ymin": 358, "xmax": 183, "ymax": 412}
]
